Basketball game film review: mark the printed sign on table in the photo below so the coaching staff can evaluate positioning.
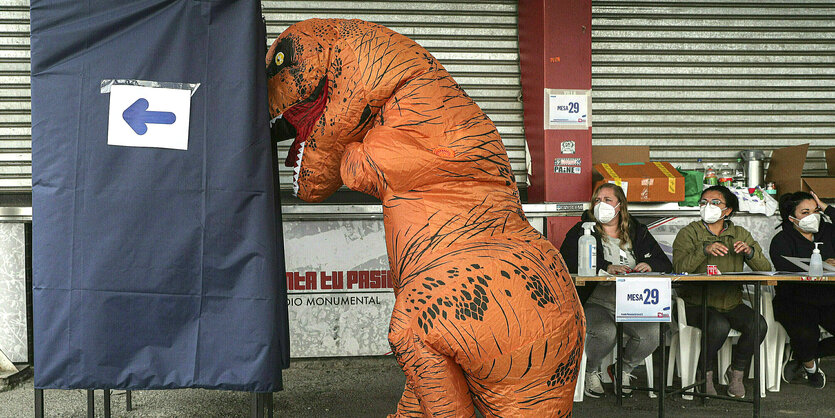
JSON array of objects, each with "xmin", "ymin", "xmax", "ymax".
[{"xmin": 615, "ymin": 276, "xmax": 671, "ymax": 322}]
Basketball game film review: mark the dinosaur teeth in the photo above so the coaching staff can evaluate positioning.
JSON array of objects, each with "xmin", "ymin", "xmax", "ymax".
[
  {"xmin": 292, "ymin": 140, "xmax": 305, "ymax": 197},
  {"xmin": 269, "ymin": 114, "xmax": 283, "ymax": 128}
]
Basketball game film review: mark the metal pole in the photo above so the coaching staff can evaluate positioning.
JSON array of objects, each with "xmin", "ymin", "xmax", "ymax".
[
  {"xmin": 126, "ymin": 390, "xmax": 132, "ymax": 411},
  {"xmin": 616, "ymin": 321, "xmax": 624, "ymax": 406},
  {"xmin": 87, "ymin": 390, "xmax": 95, "ymax": 418},
  {"xmin": 104, "ymin": 389, "xmax": 111, "ymax": 418},
  {"xmin": 701, "ymin": 283, "xmax": 708, "ymax": 405},
  {"xmin": 251, "ymin": 392, "xmax": 261, "ymax": 418},
  {"xmin": 754, "ymin": 283, "xmax": 761, "ymax": 418},
  {"xmin": 34, "ymin": 388, "xmax": 44, "ymax": 418},
  {"xmin": 659, "ymin": 323, "xmax": 666, "ymax": 418}
]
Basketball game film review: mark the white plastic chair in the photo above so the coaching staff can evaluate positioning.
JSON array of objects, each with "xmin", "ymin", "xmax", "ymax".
[
  {"xmin": 573, "ymin": 345, "xmax": 655, "ymax": 401},
  {"xmin": 761, "ymin": 290, "xmax": 788, "ymax": 392},
  {"xmin": 667, "ymin": 295, "xmax": 771, "ymax": 398},
  {"xmin": 574, "ymin": 351, "xmax": 587, "ymax": 402},
  {"xmin": 600, "ymin": 347, "xmax": 656, "ymax": 398},
  {"xmin": 718, "ymin": 288, "xmax": 786, "ymax": 394},
  {"xmin": 716, "ymin": 328, "xmax": 767, "ymax": 397},
  {"xmin": 667, "ymin": 296, "xmax": 702, "ymax": 400}
]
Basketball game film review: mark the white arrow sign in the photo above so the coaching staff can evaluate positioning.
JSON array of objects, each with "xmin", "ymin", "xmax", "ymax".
[{"xmin": 107, "ymin": 84, "xmax": 192, "ymax": 150}]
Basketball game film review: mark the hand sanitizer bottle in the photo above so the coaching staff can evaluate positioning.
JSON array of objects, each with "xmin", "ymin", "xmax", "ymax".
[
  {"xmin": 810, "ymin": 242, "xmax": 823, "ymax": 277},
  {"xmin": 578, "ymin": 222, "xmax": 597, "ymax": 276}
]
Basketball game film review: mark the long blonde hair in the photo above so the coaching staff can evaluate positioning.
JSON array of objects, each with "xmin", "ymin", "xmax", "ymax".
[{"xmin": 590, "ymin": 183, "xmax": 632, "ymax": 251}]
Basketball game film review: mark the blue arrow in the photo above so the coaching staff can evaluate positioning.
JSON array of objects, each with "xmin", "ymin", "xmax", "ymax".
[{"xmin": 122, "ymin": 98, "xmax": 176, "ymax": 135}]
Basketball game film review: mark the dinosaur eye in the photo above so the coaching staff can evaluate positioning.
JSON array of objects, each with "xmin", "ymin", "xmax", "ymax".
[{"xmin": 275, "ymin": 52, "xmax": 285, "ymax": 66}]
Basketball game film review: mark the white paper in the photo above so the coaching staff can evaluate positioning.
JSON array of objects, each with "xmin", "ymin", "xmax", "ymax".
[
  {"xmin": 609, "ymin": 180, "xmax": 628, "ymax": 197},
  {"xmin": 549, "ymin": 93, "xmax": 588, "ymax": 125},
  {"xmin": 782, "ymin": 256, "xmax": 835, "ymax": 273},
  {"xmin": 615, "ymin": 277, "xmax": 672, "ymax": 322},
  {"xmin": 107, "ymin": 84, "xmax": 191, "ymax": 150},
  {"xmin": 544, "ymin": 89, "xmax": 591, "ymax": 130}
]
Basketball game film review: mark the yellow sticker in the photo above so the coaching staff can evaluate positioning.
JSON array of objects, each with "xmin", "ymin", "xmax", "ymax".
[
  {"xmin": 653, "ymin": 162, "xmax": 676, "ymax": 193},
  {"xmin": 601, "ymin": 163, "xmax": 621, "ymax": 187}
]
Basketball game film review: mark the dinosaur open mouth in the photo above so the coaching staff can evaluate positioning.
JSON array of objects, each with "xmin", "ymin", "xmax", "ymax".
[{"xmin": 280, "ymin": 77, "xmax": 328, "ymax": 195}]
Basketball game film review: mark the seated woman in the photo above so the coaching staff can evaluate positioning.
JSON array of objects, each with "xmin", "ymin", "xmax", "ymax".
[
  {"xmin": 769, "ymin": 191, "xmax": 835, "ymax": 389},
  {"xmin": 561, "ymin": 183, "xmax": 672, "ymax": 399},
  {"xmin": 672, "ymin": 185, "xmax": 771, "ymax": 398}
]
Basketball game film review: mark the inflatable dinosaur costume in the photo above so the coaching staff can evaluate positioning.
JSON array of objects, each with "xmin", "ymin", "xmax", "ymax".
[{"xmin": 267, "ymin": 19, "xmax": 584, "ymax": 417}]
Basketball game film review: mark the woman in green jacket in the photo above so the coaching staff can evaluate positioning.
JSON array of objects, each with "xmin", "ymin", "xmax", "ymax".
[{"xmin": 672, "ymin": 185, "xmax": 771, "ymax": 398}]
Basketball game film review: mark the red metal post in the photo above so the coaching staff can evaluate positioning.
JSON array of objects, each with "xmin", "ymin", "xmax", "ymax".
[{"xmin": 518, "ymin": 0, "xmax": 592, "ymax": 203}]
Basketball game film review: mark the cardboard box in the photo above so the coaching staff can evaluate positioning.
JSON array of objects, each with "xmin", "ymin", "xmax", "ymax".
[
  {"xmin": 593, "ymin": 161, "xmax": 685, "ymax": 202},
  {"xmin": 592, "ymin": 145, "xmax": 649, "ymax": 165},
  {"xmin": 765, "ymin": 143, "xmax": 835, "ymax": 199}
]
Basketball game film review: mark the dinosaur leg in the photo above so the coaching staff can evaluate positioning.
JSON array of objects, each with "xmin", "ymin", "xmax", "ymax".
[
  {"xmin": 466, "ymin": 330, "xmax": 583, "ymax": 418},
  {"xmin": 390, "ymin": 324, "xmax": 476, "ymax": 417},
  {"xmin": 388, "ymin": 380, "xmax": 423, "ymax": 418}
]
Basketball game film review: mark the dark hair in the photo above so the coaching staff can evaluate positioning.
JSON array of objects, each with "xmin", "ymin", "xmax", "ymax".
[
  {"xmin": 778, "ymin": 191, "xmax": 815, "ymax": 226},
  {"xmin": 701, "ymin": 185, "xmax": 739, "ymax": 217}
]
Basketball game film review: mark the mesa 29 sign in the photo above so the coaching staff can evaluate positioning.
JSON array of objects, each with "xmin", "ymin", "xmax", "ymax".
[{"xmin": 615, "ymin": 277, "xmax": 671, "ymax": 322}]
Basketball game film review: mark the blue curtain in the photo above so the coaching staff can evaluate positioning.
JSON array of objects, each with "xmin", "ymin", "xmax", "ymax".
[{"xmin": 30, "ymin": 0, "xmax": 289, "ymax": 391}]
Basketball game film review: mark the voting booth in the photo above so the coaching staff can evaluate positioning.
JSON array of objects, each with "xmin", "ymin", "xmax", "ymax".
[{"xmin": 30, "ymin": 0, "xmax": 289, "ymax": 393}]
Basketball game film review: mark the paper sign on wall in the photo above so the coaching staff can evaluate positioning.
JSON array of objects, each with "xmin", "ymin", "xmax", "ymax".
[
  {"xmin": 615, "ymin": 276, "xmax": 671, "ymax": 322},
  {"xmin": 107, "ymin": 84, "xmax": 192, "ymax": 150},
  {"xmin": 545, "ymin": 89, "xmax": 591, "ymax": 130}
]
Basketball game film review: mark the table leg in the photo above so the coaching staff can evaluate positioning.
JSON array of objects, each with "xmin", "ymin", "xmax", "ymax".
[
  {"xmin": 754, "ymin": 283, "xmax": 761, "ymax": 417},
  {"xmin": 616, "ymin": 321, "xmax": 624, "ymax": 406},
  {"xmin": 659, "ymin": 322, "xmax": 666, "ymax": 418},
  {"xmin": 87, "ymin": 390, "xmax": 95, "ymax": 418},
  {"xmin": 701, "ymin": 283, "xmax": 708, "ymax": 405},
  {"xmin": 104, "ymin": 389, "xmax": 111, "ymax": 418},
  {"xmin": 34, "ymin": 388, "xmax": 44, "ymax": 418}
]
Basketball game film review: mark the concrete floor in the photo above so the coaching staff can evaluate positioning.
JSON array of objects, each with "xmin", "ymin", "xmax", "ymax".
[{"xmin": 3, "ymin": 356, "xmax": 835, "ymax": 417}]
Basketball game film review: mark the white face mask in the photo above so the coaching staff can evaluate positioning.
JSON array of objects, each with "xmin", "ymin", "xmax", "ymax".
[
  {"xmin": 792, "ymin": 213, "xmax": 821, "ymax": 234},
  {"xmin": 594, "ymin": 201, "xmax": 620, "ymax": 224},
  {"xmin": 700, "ymin": 204, "xmax": 724, "ymax": 224}
]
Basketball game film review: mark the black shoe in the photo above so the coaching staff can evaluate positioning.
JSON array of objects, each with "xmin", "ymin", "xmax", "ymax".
[
  {"xmin": 783, "ymin": 359, "xmax": 806, "ymax": 384},
  {"xmin": 808, "ymin": 368, "xmax": 826, "ymax": 389}
]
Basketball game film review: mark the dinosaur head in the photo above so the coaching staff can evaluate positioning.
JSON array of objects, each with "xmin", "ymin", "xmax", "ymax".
[
  {"xmin": 267, "ymin": 19, "xmax": 428, "ymax": 202},
  {"xmin": 266, "ymin": 20, "xmax": 338, "ymax": 202}
]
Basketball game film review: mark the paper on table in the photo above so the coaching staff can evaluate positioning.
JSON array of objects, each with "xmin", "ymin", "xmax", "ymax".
[{"xmin": 781, "ymin": 255, "xmax": 835, "ymax": 272}]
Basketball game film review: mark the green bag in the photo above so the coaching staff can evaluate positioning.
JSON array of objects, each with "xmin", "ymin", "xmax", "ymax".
[{"xmin": 677, "ymin": 168, "xmax": 704, "ymax": 207}]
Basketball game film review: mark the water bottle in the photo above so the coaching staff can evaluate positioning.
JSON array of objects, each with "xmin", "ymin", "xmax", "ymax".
[
  {"xmin": 809, "ymin": 242, "xmax": 823, "ymax": 277},
  {"xmin": 578, "ymin": 222, "xmax": 597, "ymax": 276}
]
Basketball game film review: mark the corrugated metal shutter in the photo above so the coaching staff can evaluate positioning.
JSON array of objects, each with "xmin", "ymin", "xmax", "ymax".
[
  {"xmin": 0, "ymin": 0, "xmax": 30, "ymax": 193},
  {"xmin": 264, "ymin": 0, "xmax": 525, "ymax": 192},
  {"xmin": 1, "ymin": 1, "xmax": 521, "ymax": 197},
  {"xmin": 591, "ymin": 1, "xmax": 835, "ymax": 174}
]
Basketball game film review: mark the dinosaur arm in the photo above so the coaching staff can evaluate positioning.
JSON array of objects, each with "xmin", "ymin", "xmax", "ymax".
[
  {"xmin": 340, "ymin": 140, "xmax": 387, "ymax": 200},
  {"xmin": 340, "ymin": 126, "xmax": 436, "ymax": 199}
]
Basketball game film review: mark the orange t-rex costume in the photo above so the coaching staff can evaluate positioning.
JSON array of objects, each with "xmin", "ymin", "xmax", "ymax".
[{"xmin": 267, "ymin": 19, "xmax": 584, "ymax": 417}]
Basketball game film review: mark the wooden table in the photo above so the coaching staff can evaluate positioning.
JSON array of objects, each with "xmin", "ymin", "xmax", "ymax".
[{"xmin": 573, "ymin": 274, "xmax": 835, "ymax": 418}]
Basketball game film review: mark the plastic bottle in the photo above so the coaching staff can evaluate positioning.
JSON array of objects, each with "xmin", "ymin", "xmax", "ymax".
[
  {"xmin": 809, "ymin": 242, "xmax": 823, "ymax": 277},
  {"xmin": 733, "ymin": 158, "xmax": 746, "ymax": 188},
  {"xmin": 718, "ymin": 163, "xmax": 734, "ymax": 187},
  {"xmin": 704, "ymin": 164, "xmax": 718, "ymax": 187},
  {"xmin": 578, "ymin": 222, "xmax": 597, "ymax": 276}
]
